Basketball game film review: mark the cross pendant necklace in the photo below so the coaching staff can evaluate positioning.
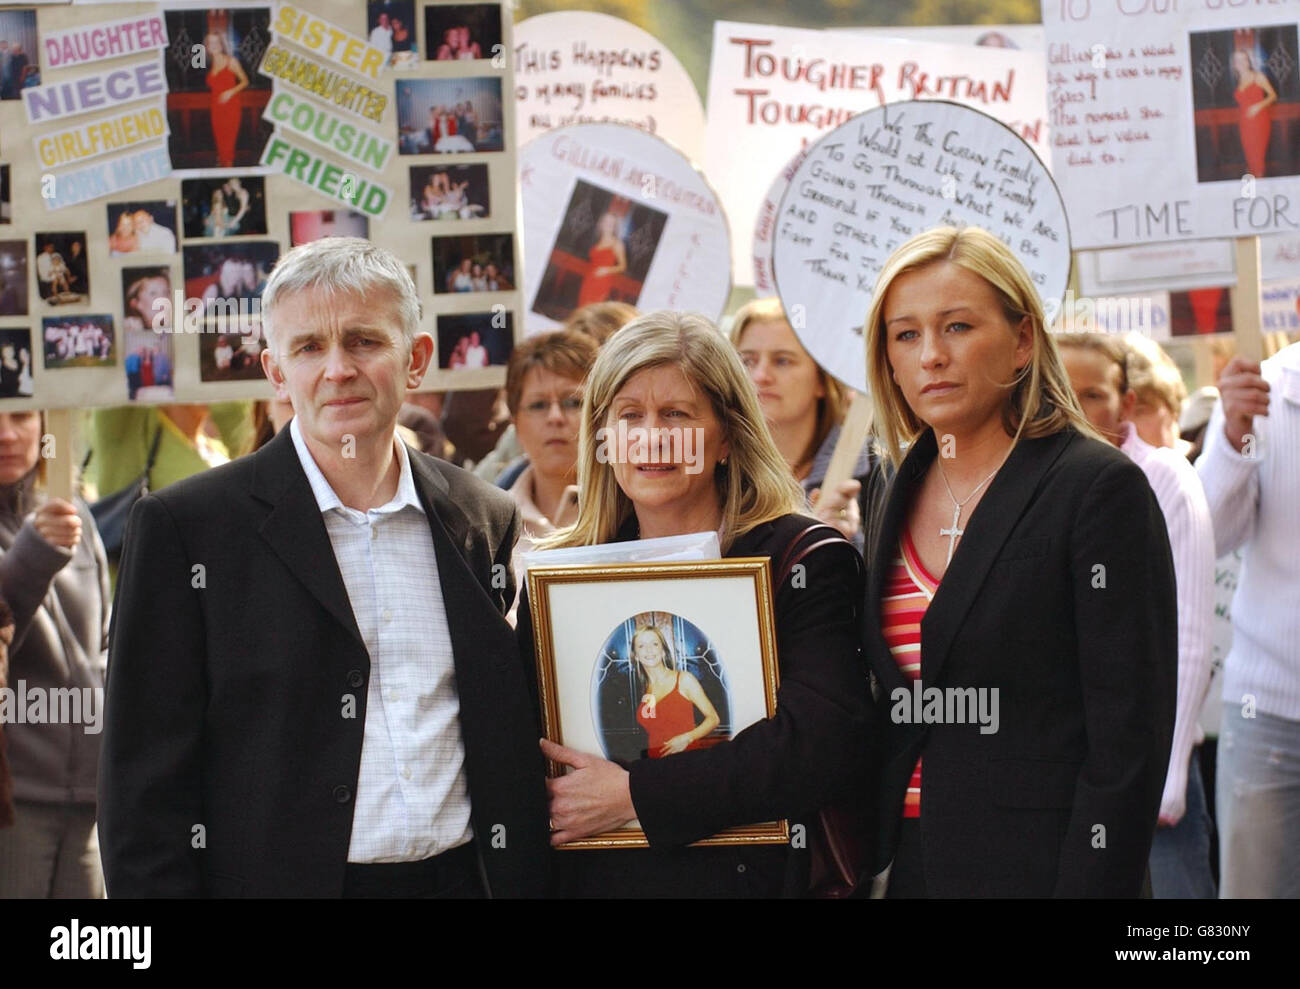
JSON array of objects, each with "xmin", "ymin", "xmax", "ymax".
[
  {"xmin": 936, "ymin": 460, "xmax": 1003, "ymax": 565},
  {"xmin": 939, "ymin": 502, "xmax": 966, "ymax": 565}
]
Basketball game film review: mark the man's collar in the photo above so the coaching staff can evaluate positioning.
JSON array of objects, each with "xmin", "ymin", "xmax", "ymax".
[
  {"xmin": 288, "ymin": 416, "xmax": 422, "ymax": 516},
  {"xmin": 1118, "ymin": 419, "xmax": 1147, "ymax": 457}
]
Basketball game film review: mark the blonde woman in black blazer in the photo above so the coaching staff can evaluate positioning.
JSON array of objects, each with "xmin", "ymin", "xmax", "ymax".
[{"xmin": 860, "ymin": 227, "xmax": 1177, "ymax": 897}]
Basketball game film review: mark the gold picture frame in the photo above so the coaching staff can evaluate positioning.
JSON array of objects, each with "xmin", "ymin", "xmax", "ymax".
[{"xmin": 527, "ymin": 558, "xmax": 787, "ymax": 850}]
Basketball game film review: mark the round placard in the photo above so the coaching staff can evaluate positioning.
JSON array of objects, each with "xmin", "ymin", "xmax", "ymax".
[
  {"xmin": 772, "ymin": 100, "xmax": 1071, "ymax": 393},
  {"xmin": 520, "ymin": 122, "xmax": 731, "ymax": 334},
  {"xmin": 513, "ymin": 12, "xmax": 707, "ymax": 160}
]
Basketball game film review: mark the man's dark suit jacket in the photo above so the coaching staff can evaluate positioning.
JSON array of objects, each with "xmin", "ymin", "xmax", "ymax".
[
  {"xmin": 98, "ymin": 426, "xmax": 549, "ymax": 897},
  {"xmin": 862, "ymin": 426, "xmax": 1177, "ymax": 897}
]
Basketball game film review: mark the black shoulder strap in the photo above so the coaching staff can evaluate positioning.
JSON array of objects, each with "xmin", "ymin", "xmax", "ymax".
[
  {"xmin": 774, "ymin": 521, "xmax": 854, "ymax": 588},
  {"xmin": 144, "ymin": 426, "xmax": 163, "ymax": 468},
  {"xmin": 140, "ymin": 426, "xmax": 162, "ymax": 492},
  {"xmin": 78, "ymin": 425, "xmax": 162, "ymax": 493}
]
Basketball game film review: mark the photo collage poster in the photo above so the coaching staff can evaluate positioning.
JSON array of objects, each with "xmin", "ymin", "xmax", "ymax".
[{"xmin": 0, "ymin": 0, "xmax": 521, "ymax": 411}]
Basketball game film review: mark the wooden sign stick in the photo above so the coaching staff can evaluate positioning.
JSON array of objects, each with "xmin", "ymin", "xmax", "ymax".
[
  {"xmin": 1230, "ymin": 236, "xmax": 1265, "ymax": 365},
  {"xmin": 1191, "ymin": 337, "xmax": 1214, "ymax": 390},
  {"xmin": 44, "ymin": 408, "xmax": 76, "ymax": 501},
  {"xmin": 820, "ymin": 390, "xmax": 874, "ymax": 494}
]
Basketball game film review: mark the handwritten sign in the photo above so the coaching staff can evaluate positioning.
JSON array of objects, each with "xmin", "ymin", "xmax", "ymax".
[
  {"xmin": 752, "ymin": 147, "xmax": 808, "ymax": 294},
  {"xmin": 1043, "ymin": 4, "xmax": 1300, "ymax": 248},
  {"xmin": 770, "ymin": 100, "xmax": 1070, "ymax": 393},
  {"xmin": 706, "ymin": 21, "xmax": 1051, "ymax": 285},
  {"xmin": 846, "ymin": 25, "xmax": 1044, "ymax": 50},
  {"xmin": 519, "ymin": 123, "xmax": 731, "ymax": 334},
  {"xmin": 514, "ymin": 12, "xmax": 706, "ymax": 160}
]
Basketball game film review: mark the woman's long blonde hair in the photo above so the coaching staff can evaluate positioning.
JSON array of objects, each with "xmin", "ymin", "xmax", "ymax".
[
  {"xmin": 540, "ymin": 311, "xmax": 806, "ymax": 553},
  {"xmin": 864, "ymin": 226, "xmax": 1097, "ymax": 466}
]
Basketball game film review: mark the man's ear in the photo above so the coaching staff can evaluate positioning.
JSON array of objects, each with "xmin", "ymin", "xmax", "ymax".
[
  {"xmin": 406, "ymin": 332, "xmax": 435, "ymax": 389},
  {"xmin": 261, "ymin": 346, "xmax": 291, "ymax": 401}
]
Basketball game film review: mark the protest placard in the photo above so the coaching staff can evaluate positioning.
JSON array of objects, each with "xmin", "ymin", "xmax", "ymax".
[
  {"xmin": 1043, "ymin": 4, "xmax": 1300, "ymax": 248},
  {"xmin": 706, "ymin": 21, "xmax": 1050, "ymax": 285},
  {"xmin": 513, "ymin": 12, "xmax": 706, "ymax": 160},
  {"xmin": 752, "ymin": 147, "xmax": 807, "ymax": 295},
  {"xmin": 0, "ymin": 0, "xmax": 521, "ymax": 414},
  {"xmin": 520, "ymin": 123, "xmax": 731, "ymax": 335},
  {"xmin": 770, "ymin": 100, "xmax": 1070, "ymax": 394}
]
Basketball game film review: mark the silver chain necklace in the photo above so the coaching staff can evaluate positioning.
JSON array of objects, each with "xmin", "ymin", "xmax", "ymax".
[{"xmin": 936, "ymin": 459, "xmax": 1002, "ymax": 565}]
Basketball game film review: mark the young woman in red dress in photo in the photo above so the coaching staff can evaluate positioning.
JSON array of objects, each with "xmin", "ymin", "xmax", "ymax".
[
  {"xmin": 205, "ymin": 31, "xmax": 249, "ymax": 168},
  {"xmin": 630, "ymin": 626, "xmax": 720, "ymax": 758},
  {"xmin": 577, "ymin": 212, "xmax": 627, "ymax": 308},
  {"xmin": 1232, "ymin": 48, "xmax": 1277, "ymax": 178}
]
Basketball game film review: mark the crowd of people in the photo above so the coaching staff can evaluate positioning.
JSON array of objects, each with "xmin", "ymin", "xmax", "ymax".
[{"xmin": 0, "ymin": 230, "xmax": 1294, "ymax": 900}]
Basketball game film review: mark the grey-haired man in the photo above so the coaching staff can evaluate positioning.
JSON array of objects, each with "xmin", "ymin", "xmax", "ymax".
[{"xmin": 99, "ymin": 238, "xmax": 548, "ymax": 897}]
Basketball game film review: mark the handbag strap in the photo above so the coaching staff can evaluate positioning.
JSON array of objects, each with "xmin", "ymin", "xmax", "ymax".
[
  {"xmin": 774, "ymin": 522, "xmax": 855, "ymax": 589},
  {"xmin": 80, "ymin": 425, "xmax": 162, "ymax": 495},
  {"xmin": 139, "ymin": 426, "xmax": 162, "ymax": 493}
]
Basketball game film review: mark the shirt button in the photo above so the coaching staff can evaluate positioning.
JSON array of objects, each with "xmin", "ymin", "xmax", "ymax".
[
  {"xmin": 332, "ymin": 785, "xmax": 352, "ymax": 804},
  {"xmin": 402, "ymin": 767, "xmax": 412, "ymax": 780},
  {"xmin": 382, "ymin": 608, "xmax": 393, "ymax": 622},
  {"xmin": 370, "ymin": 527, "xmax": 378, "ymax": 540}
]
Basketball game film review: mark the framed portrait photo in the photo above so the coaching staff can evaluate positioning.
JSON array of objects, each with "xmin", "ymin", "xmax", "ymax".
[{"xmin": 526, "ymin": 558, "xmax": 786, "ymax": 850}]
